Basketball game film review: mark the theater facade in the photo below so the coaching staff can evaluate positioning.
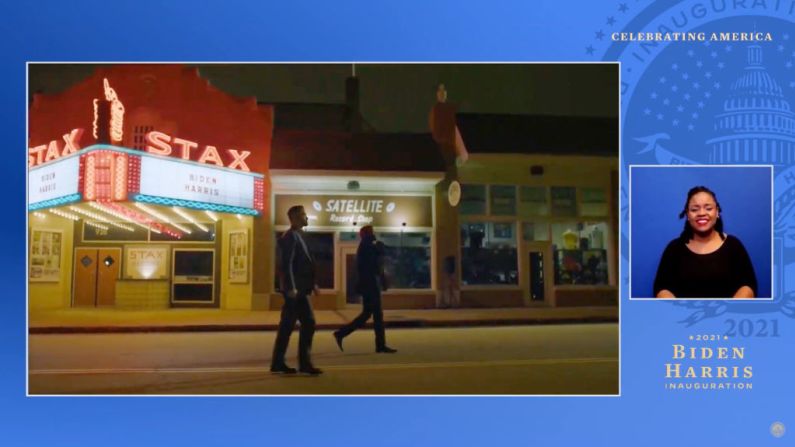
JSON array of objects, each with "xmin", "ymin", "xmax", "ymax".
[{"xmin": 28, "ymin": 65, "xmax": 274, "ymax": 310}]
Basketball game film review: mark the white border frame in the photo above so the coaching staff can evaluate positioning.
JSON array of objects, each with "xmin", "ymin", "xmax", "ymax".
[{"xmin": 26, "ymin": 61, "xmax": 621, "ymax": 399}]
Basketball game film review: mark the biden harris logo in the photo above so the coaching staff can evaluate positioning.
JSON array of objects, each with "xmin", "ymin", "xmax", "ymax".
[{"xmin": 586, "ymin": 0, "xmax": 795, "ymax": 323}]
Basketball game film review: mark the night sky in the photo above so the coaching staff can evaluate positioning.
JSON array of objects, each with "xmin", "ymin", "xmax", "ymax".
[{"xmin": 29, "ymin": 63, "xmax": 617, "ymax": 132}]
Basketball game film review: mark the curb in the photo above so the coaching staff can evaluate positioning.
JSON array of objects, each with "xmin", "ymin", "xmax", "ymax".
[{"xmin": 29, "ymin": 316, "xmax": 618, "ymax": 334}]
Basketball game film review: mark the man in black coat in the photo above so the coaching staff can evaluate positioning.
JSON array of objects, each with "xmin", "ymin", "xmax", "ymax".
[
  {"xmin": 271, "ymin": 205, "xmax": 322, "ymax": 375},
  {"xmin": 333, "ymin": 225, "xmax": 397, "ymax": 354}
]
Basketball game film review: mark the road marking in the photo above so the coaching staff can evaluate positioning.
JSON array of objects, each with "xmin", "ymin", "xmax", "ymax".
[{"xmin": 29, "ymin": 357, "xmax": 616, "ymax": 375}]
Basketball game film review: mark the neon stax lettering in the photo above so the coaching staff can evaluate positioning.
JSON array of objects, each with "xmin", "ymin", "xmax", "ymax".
[
  {"xmin": 28, "ymin": 129, "xmax": 84, "ymax": 167},
  {"xmin": 145, "ymin": 131, "xmax": 251, "ymax": 171}
]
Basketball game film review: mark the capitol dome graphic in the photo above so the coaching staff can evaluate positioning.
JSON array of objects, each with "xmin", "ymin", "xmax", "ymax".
[{"xmin": 707, "ymin": 45, "xmax": 795, "ymax": 165}]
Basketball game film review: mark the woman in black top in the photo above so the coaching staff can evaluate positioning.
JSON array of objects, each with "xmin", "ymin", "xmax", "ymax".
[{"xmin": 653, "ymin": 186, "xmax": 757, "ymax": 298}]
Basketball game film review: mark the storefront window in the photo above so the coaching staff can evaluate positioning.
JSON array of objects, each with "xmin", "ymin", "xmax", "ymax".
[
  {"xmin": 522, "ymin": 222, "xmax": 549, "ymax": 241},
  {"xmin": 460, "ymin": 184, "xmax": 486, "ymax": 215},
  {"xmin": 376, "ymin": 232, "xmax": 431, "ymax": 289},
  {"xmin": 519, "ymin": 186, "xmax": 548, "ymax": 217},
  {"xmin": 581, "ymin": 187, "xmax": 608, "ymax": 216},
  {"xmin": 490, "ymin": 185, "xmax": 516, "ymax": 216},
  {"xmin": 550, "ymin": 222, "xmax": 608, "ymax": 285},
  {"xmin": 551, "ymin": 187, "xmax": 577, "ymax": 217},
  {"xmin": 460, "ymin": 222, "xmax": 518, "ymax": 285},
  {"xmin": 274, "ymin": 231, "xmax": 335, "ymax": 290}
]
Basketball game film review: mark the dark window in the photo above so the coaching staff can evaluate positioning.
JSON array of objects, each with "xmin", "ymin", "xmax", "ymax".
[
  {"xmin": 174, "ymin": 251, "xmax": 213, "ymax": 277},
  {"xmin": 460, "ymin": 222, "xmax": 518, "ymax": 285},
  {"xmin": 376, "ymin": 232, "xmax": 431, "ymax": 289},
  {"xmin": 460, "ymin": 184, "xmax": 486, "ymax": 215},
  {"xmin": 490, "ymin": 185, "xmax": 516, "ymax": 215}
]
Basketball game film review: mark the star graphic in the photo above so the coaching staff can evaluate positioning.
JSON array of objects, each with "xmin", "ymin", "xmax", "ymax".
[
  {"xmin": 710, "ymin": 51, "xmax": 718, "ymax": 58},
  {"xmin": 659, "ymin": 76, "xmax": 667, "ymax": 83},
  {"xmin": 714, "ymin": 82, "xmax": 721, "ymax": 89},
  {"xmin": 705, "ymin": 72, "xmax": 712, "ymax": 79},
  {"xmin": 696, "ymin": 60, "xmax": 703, "ymax": 68},
  {"xmin": 790, "ymin": 81, "xmax": 795, "ymax": 88},
  {"xmin": 586, "ymin": 45, "xmax": 595, "ymax": 55},
  {"xmin": 656, "ymin": 113, "xmax": 664, "ymax": 120},
  {"xmin": 682, "ymin": 73, "xmax": 689, "ymax": 80},
  {"xmin": 663, "ymin": 98, "xmax": 670, "ymax": 105},
  {"xmin": 606, "ymin": 16, "xmax": 616, "ymax": 26},
  {"xmin": 619, "ymin": 3, "xmax": 629, "ymax": 12},
  {"xmin": 672, "ymin": 63, "xmax": 679, "ymax": 71},
  {"xmin": 785, "ymin": 33, "xmax": 791, "ymax": 40},
  {"xmin": 651, "ymin": 92, "xmax": 658, "ymax": 99},
  {"xmin": 779, "ymin": 44, "xmax": 785, "ymax": 52},
  {"xmin": 644, "ymin": 108, "xmax": 651, "ymax": 115},
  {"xmin": 787, "ymin": 61, "xmax": 793, "ymax": 69},
  {"xmin": 725, "ymin": 45, "xmax": 732, "ymax": 52},
  {"xmin": 693, "ymin": 82, "xmax": 701, "ymax": 89},
  {"xmin": 703, "ymin": 40, "xmax": 711, "ymax": 47},
  {"xmin": 692, "ymin": 112, "xmax": 699, "ymax": 119},
  {"xmin": 672, "ymin": 119, "xmax": 680, "ymax": 126},
  {"xmin": 718, "ymin": 62, "xmax": 725, "ymax": 69},
  {"xmin": 688, "ymin": 124, "xmax": 695, "ymax": 131},
  {"xmin": 697, "ymin": 101, "xmax": 705, "ymax": 109},
  {"xmin": 595, "ymin": 30, "xmax": 605, "ymax": 40},
  {"xmin": 684, "ymin": 93, "xmax": 691, "ymax": 100},
  {"xmin": 671, "ymin": 85, "xmax": 679, "ymax": 92},
  {"xmin": 677, "ymin": 105, "xmax": 684, "ymax": 112},
  {"xmin": 688, "ymin": 49, "xmax": 695, "ymax": 57},
  {"xmin": 704, "ymin": 91, "xmax": 712, "ymax": 98}
]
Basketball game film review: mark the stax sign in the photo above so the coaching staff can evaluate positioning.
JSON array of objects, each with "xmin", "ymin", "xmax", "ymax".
[
  {"xmin": 145, "ymin": 131, "xmax": 252, "ymax": 172},
  {"xmin": 28, "ymin": 129, "xmax": 84, "ymax": 168},
  {"xmin": 28, "ymin": 128, "xmax": 253, "ymax": 173}
]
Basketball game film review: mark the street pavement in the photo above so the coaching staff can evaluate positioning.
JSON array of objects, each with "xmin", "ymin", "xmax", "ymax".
[{"xmin": 29, "ymin": 324, "xmax": 618, "ymax": 395}]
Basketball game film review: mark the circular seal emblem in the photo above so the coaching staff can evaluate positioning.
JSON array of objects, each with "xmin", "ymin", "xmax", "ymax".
[
  {"xmin": 587, "ymin": 0, "xmax": 795, "ymax": 323},
  {"xmin": 386, "ymin": 202, "xmax": 396, "ymax": 213},
  {"xmin": 448, "ymin": 180, "xmax": 461, "ymax": 207},
  {"xmin": 771, "ymin": 422, "xmax": 786, "ymax": 438},
  {"xmin": 312, "ymin": 201, "xmax": 322, "ymax": 212}
]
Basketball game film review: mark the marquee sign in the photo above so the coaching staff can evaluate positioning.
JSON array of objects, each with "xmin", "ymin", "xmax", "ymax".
[
  {"xmin": 27, "ymin": 145, "xmax": 265, "ymax": 215},
  {"xmin": 274, "ymin": 194, "xmax": 433, "ymax": 228},
  {"xmin": 28, "ymin": 155, "xmax": 81, "ymax": 210},
  {"xmin": 138, "ymin": 155, "xmax": 256, "ymax": 210}
]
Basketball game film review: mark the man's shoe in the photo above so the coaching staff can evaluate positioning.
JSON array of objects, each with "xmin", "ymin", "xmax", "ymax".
[
  {"xmin": 299, "ymin": 366, "xmax": 323, "ymax": 375},
  {"xmin": 376, "ymin": 346, "xmax": 398, "ymax": 354},
  {"xmin": 270, "ymin": 364, "xmax": 297, "ymax": 374},
  {"xmin": 333, "ymin": 331, "xmax": 344, "ymax": 352}
]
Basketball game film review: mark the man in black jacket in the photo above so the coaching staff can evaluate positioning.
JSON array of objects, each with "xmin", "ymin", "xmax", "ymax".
[
  {"xmin": 333, "ymin": 225, "xmax": 397, "ymax": 354},
  {"xmin": 271, "ymin": 205, "xmax": 322, "ymax": 375}
]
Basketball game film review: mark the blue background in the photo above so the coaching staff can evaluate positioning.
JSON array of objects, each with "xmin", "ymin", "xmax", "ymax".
[
  {"xmin": 631, "ymin": 166, "xmax": 772, "ymax": 298},
  {"xmin": 4, "ymin": 0, "xmax": 794, "ymax": 446}
]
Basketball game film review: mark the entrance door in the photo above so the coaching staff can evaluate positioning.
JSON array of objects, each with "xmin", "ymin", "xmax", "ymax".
[
  {"xmin": 341, "ymin": 245, "xmax": 360, "ymax": 304},
  {"xmin": 525, "ymin": 243, "xmax": 549, "ymax": 303},
  {"xmin": 73, "ymin": 247, "xmax": 121, "ymax": 307}
]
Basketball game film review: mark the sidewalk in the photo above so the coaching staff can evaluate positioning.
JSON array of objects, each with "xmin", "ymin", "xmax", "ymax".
[{"xmin": 29, "ymin": 306, "xmax": 618, "ymax": 334}]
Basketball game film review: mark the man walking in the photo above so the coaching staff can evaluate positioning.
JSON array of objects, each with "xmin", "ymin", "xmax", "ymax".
[
  {"xmin": 271, "ymin": 205, "xmax": 322, "ymax": 375},
  {"xmin": 333, "ymin": 225, "xmax": 397, "ymax": 354}
]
